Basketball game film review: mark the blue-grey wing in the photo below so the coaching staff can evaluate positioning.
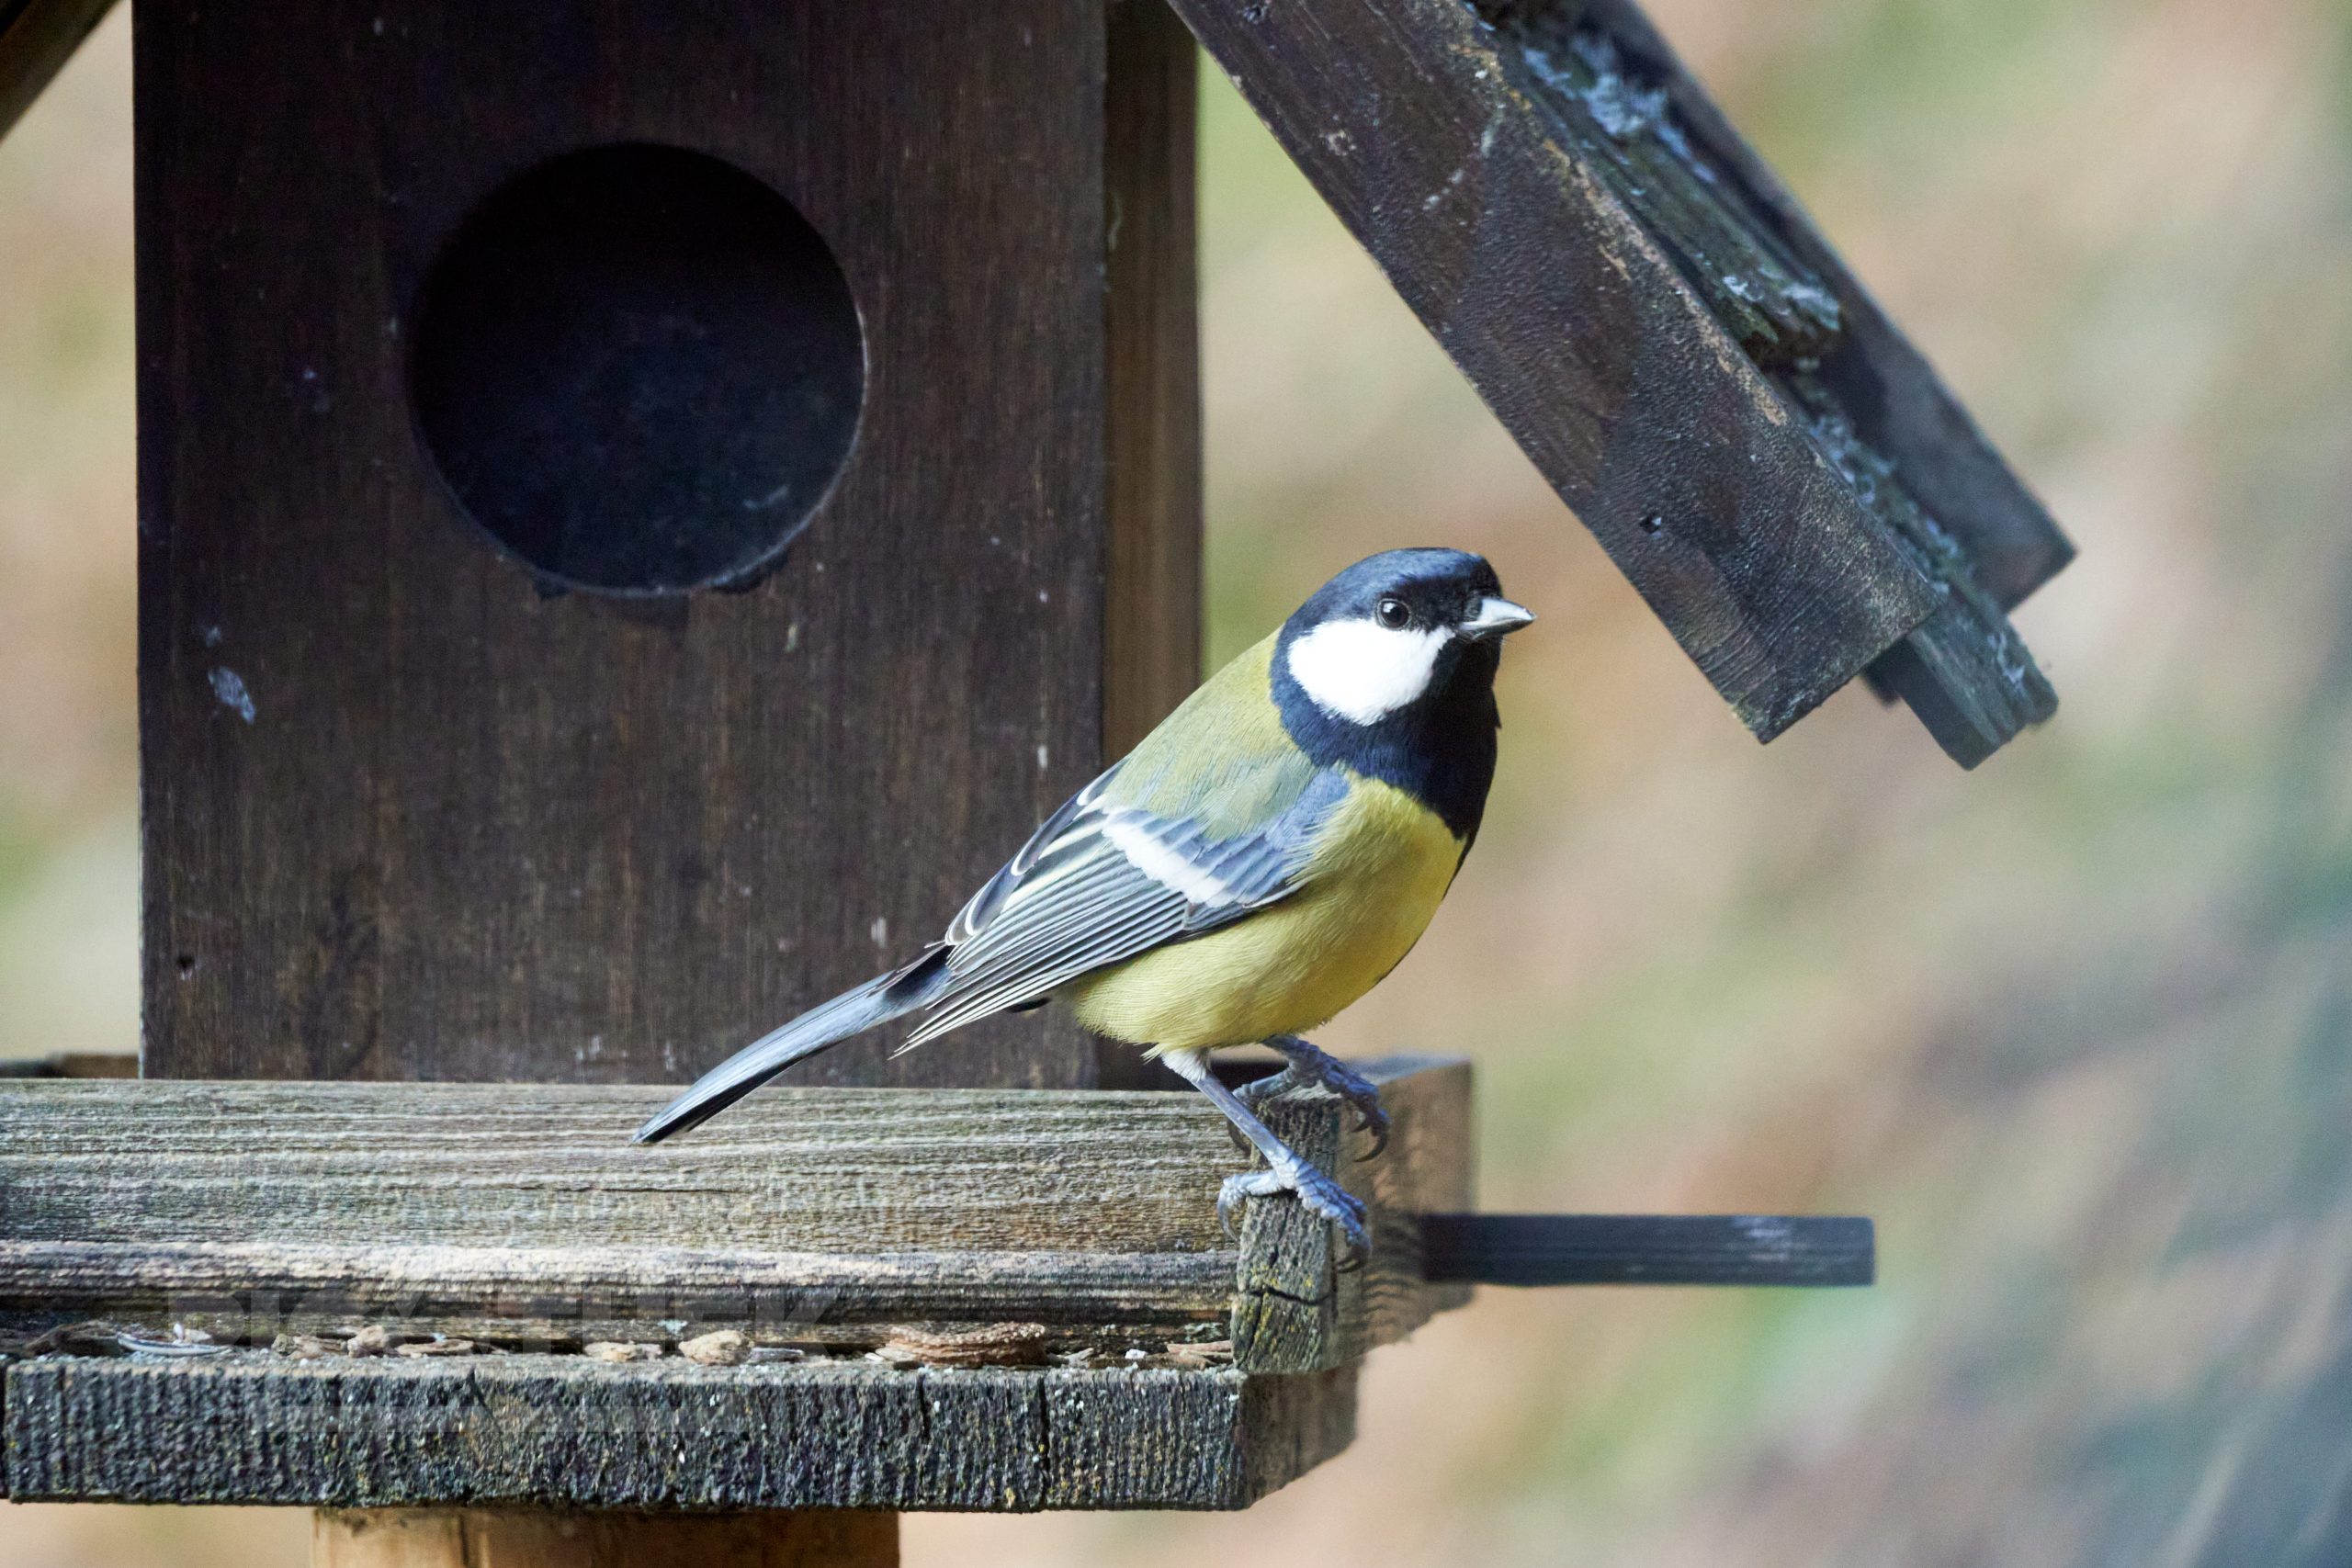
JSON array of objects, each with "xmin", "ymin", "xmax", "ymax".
[
  {"xmin": 943, "ymin": 762, "xmax": 1124, "ymax": 946},
  {"xmin": 904, "ymin": 768, "xmax": 1350, "ymax": 1045}
]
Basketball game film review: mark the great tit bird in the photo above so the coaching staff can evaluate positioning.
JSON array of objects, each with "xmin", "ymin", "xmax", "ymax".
[{"xmin": 635, "ymin": 548, "xmax": 1533, "ymax": 1254}]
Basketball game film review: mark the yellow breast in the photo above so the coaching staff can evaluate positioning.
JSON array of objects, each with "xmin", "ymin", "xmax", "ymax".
[{"xmin": 1062, "ymin": 772, "xmax": 1464, "ymax": 1051}]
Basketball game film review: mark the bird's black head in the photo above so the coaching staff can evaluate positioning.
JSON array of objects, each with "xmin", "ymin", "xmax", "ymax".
[{"xmin": 1271, "ymin": 548, "xmax": 1533, "ymax": 840}]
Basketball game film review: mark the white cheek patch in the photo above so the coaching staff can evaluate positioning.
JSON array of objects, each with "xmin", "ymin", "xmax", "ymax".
[{"xmin": 1285, "ymin": 617, "xmax": 1449, "ymax": 725}]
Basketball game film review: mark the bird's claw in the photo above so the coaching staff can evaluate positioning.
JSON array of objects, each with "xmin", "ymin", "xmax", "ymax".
[
  {"xmin": 1216, "ymin": 1163, "xmax": 1371, "ymax": 1269},
  {"xmin": 1237, "ymin": 1055, "xmax": 1392, "ymax": 1161}
]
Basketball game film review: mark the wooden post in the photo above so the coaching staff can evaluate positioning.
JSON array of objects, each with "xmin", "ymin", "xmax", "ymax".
[
  {"xmin": 314, "ymin": 1510, "xmax": 899, "ymax": 1568},
  {"xmin": 130, "ymin": 0, "xmax": 1197, "ymax": 1561}
]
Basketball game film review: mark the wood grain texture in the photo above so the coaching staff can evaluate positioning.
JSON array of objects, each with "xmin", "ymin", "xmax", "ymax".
[
  {"xmin": 1102, "ymin": 0, "xmax": 1203, "ymax": 765},
  {"xmin": 1792, "ymin": 376, "xmax": 2058, "ymax": 767},
  {"xmin": 1165, "ymin": 0, "xmax": 2068, "ymax": 759},
  {"xmin": 4, "ymin": 1352, "xmax": 1357, "ymax": 1511},
  {"xmin": 1469, "ymin": 2, "xmax": 2059, "ymax": 763},
  {"xmin": 1231, "ymin": 1057, "xmax": 1474, "ymax": 1372},
  {"xmin": 134, "ymin": 0, "xmax": 1199, "ymax": 1089},
  {"xmin": 1583, "ymin": 0, "xmax": 2072, "ymax": 612},
  {"xmin": 1096, "ymin": 0, "xmax": 1206, "ymax": 1091},
  {"xmin": 1168, "ymin": 0, "xmax": 1937, "ymax": 741},
  {"xmin": 315, "ymin": 1508, "xmax": 898, "ymax": 1568},
  {"xmin": 0, "ymin": 1079, "xmax": 1241, "ymax": 1252},
  {"xmin": 0, "ymin": 0, "xmax": 112, "ymax": 142},
  {"xmin": 0, "ymin": 1058, "xmax": 1473, "ymax": 1362}
]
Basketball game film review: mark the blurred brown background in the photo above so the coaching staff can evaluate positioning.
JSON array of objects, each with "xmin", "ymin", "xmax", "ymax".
[{"xmin": 6, "ymin": 0, "xmax": 2351, "ymax": 1562}]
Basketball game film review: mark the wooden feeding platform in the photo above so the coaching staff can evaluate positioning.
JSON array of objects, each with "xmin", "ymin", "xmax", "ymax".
[{"xmin": 0, "ymin": 1059, "xmax": 1866, "ymax": 1509}]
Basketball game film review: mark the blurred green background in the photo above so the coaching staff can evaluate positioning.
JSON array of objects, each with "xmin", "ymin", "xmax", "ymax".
[{"xmin": 7, "ymin": 0, "xmax": 2352, "ymax": 1562}]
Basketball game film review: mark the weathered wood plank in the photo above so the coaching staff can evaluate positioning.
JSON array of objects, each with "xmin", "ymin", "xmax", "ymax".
[
  {"xmin": 1582, "ymin": 0, "xmax": 2071, "ymax": 612},
  {"xmin": 1169, "ymin": 0, "xmax": 1934, "ymax": 741},
  {"xmin": 0, "ymin": 1079, "xmax": 1240, "ymax": 1254},
  {"xmin": 0, "ymin": 1058, "xmax": 1474, "ymax": 1360},
  {"xmin": 1231, "ymin": 1058, "xmax": 1474, "ymax": 1372},
  {"xmin": 1420, "ymin": 1213, "xmax": 1874, "ymax": 1286},
  {"xmin": 0, "ymin": 0, "xmax": 112, "ymax": 143},
  {"xmin": 2, "ymin": 1352, "xmax": 1356, "ymax": 1511},
  {"xmin": 1165, "ymin": 0, "xmax": 2067, "ymax": 761},
  {"xmin": 0, "ymin": 1244, "xmax": 1233, "ymax": 1349},
  {"xmin": 1476, "ymin": 6, "xmax": 2057, "ymax": 763},
  {"xmin": 314, "ymin": 1508, "xmax": 899, "ymax": 1568}
]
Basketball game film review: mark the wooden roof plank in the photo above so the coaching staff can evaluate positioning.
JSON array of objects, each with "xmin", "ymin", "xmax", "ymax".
[
  {"xmin": 1170, "ymin": 0, "xmax": 2068, "ymax": 759},
  {"xmin": 0, "ymin": 0, "xmax": 112, "ymax": 145},
  {"xmin": 1585, "ymin": 0, "xmax": 2073, "ymax": 612}
]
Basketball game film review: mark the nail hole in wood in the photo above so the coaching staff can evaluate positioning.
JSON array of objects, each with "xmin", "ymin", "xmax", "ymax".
[{"xmin": 409, "ymin": 143, "xmax": 865, "ymax": 595}]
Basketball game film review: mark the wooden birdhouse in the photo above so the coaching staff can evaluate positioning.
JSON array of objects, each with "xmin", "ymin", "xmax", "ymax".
[{"xmin": 0, "ymin": 0, "xmax": 2067, "ymax": 1557}]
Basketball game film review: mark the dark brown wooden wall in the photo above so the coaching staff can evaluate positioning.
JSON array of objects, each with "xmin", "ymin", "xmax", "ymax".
[{"xmin": 136, "ymin": 0, "xmax": 1199, "ymax": 1089}]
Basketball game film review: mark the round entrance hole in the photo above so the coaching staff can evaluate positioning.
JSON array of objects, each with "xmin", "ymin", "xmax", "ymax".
[{"xmin": 409, "ymin": 144, "xmax": 864, "ymax": 594}]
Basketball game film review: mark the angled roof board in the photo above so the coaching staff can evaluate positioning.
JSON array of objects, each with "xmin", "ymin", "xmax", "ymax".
[
  {"xmin": 0, "ymin": 0, "xmax": 112, "ymax": 143},
  {"xmin": 1172, "ymin": 0, "xmax": 2070, "ymax": 764}
]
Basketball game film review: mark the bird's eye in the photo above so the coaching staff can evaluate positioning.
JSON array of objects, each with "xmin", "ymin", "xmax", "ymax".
[{"xmin": 1375, "ymin": 596, "xmax": 1410, "ymax": 629}]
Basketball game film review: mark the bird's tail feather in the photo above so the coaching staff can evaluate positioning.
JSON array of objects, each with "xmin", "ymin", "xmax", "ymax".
[{"xmin": 631, "ymin": 947, "xmax": 951, "ymax": 1145}]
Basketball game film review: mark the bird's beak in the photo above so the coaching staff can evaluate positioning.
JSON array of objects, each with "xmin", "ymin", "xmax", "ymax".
[{"xmin": 1459, "ymin": 596, "xmax": 1536, "ymax": 640}]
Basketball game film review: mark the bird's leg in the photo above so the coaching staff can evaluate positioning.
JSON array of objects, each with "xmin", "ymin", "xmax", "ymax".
[
  {"xmin": 1161, "ymin": 1048, "xmax": 1369, "ymax": 1264},
  {"xmin": 1236, "ymin": 1034, "xmax": 1390, "ymax": 1158}
]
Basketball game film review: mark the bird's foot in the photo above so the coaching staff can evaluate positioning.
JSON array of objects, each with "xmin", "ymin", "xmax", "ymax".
[
  {"xmin": 1237, "ymin": 1038, "xmax": 1390, "ymax": 1159},
  {"xmin": 1216, "ymin": 1156, "xmax": 1370, "ymax": 1269}
]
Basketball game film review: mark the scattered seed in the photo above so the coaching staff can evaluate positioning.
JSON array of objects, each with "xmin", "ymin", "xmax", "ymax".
[
  {"xmin": 679, "ymin": 1329, "xmax": 752, "ymax": 1367},
  {"xmin": 876, "ymin": 1323, "xmax": 1052, "ymax": 1369}
]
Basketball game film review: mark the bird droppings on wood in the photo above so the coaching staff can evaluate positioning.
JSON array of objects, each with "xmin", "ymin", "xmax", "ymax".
[{"xmin": 205, "ymin": 667, "xmax": 256, "ymax": 723}]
